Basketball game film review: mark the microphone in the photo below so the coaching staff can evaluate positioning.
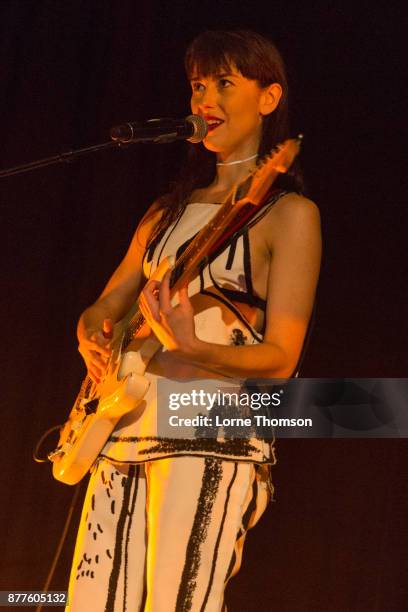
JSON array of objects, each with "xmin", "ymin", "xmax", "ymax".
[{"xmin": 110, "ymin": 114, "xmax": 208, "ymax": 144}]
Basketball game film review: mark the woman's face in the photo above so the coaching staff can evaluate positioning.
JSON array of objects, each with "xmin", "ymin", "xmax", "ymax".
[{"xmin": 190, "ymin": 66, "xmax": 267, "ymax": 159}]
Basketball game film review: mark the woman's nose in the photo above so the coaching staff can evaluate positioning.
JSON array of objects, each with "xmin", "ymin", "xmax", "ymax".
[{"xmin": 198, "ymin": 84, "xmax": 218, "ymax": 109}]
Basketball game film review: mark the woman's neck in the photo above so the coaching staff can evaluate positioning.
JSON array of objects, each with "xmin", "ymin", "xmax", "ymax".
[
  {"xmin": 213, "ymin": 156, "xmax": 258, "ymax": 193},
  {"xmin": 213, "ymin": 137, "xmax": 260, "ymax": 192}
]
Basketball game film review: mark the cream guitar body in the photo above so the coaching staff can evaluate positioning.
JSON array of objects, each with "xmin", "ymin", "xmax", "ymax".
[{"xmin": 49, "ymin": 257, "xmax": 173, "ymax": 485}]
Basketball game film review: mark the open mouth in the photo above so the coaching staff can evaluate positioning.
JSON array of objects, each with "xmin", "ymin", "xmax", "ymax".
[{"xmin": 204, "ymin": 116, "xmax": 224, "ymax": 132}]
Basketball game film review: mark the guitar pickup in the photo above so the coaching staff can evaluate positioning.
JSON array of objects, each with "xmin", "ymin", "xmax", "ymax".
[{"xmin": 83, "ymin": 398, "xmax": 99, "ymax": 415}]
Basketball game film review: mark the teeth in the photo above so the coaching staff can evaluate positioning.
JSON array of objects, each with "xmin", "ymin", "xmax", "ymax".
[{"xmin": 207, "ymin": 119, "xmax": 223, "ymax": 125}]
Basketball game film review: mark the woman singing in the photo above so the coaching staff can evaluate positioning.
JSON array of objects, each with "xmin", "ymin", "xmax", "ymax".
[{"xmin": 67, "ymin": 29, "xmax": 321, "ymax": 611}]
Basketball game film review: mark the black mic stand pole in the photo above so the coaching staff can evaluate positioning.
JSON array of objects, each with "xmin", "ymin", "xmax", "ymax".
[
  {"xmin": 0, "ymin": 135, "xmax": 156, "ymax": 179},
  {"xmin": 0, "ymin": 140, "xmax": 126, "ymax": 179}
]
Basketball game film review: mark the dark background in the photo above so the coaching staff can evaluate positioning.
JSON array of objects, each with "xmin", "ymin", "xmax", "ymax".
[{"xmin": 1, "ymin": 1, "xmax": 406, "ymax": 610}]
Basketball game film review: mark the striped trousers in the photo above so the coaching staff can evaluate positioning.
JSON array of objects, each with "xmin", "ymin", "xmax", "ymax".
[{"xmin": 66, "ymin": 456, "xmax": 272, "ymax": 612}]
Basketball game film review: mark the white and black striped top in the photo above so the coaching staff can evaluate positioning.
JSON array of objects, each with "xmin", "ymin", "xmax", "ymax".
[{"xmin": 100, "ymin": 191, "xmax": 289, "ymax": 466}]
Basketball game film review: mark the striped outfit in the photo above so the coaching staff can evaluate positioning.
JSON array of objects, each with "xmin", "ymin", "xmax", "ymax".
[
  {"xmin": 67, "ymin": 192, "xmax": 287, "ymax": 611},
  {"xmin": 66, "ymin": 456, "xmax": 271, "ymax": 611}
]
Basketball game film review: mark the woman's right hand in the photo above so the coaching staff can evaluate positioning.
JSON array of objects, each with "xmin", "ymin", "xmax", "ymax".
[{"xmin": 78, "ymin": 318, "xmax": 114, "ymax": 384}]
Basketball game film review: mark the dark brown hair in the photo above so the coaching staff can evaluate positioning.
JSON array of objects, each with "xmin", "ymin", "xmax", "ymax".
[{"xmin": 148, "ymin": 29, "xmax": 303, "ymax": 246}]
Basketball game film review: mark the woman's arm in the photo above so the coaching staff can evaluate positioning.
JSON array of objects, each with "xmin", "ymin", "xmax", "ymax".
[
  {"xmin": 140, "ymin": 195, "xmax": 322, "ymax": 379},
  {"xmin": 78, "ymin": 203, "xmax": 162, "ymax": 382}
]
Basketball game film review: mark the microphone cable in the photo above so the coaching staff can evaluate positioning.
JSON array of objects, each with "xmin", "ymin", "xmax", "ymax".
[
  {"xmin": 35, "ymin": 481, "xmax": 83, "ymax": 612},
  {"xmin": 33, "ymin": 426, "xmax": 84, "ymax": 612}
]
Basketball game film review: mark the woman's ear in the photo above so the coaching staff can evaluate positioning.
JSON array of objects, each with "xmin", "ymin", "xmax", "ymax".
[{"xmin": 259, "ymin": 83, "xmax": 283, "ymax": 116}]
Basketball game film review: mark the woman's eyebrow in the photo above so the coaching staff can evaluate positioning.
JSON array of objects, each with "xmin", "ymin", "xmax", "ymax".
[{"xmin": 190, "ymin": 71, "xmax": 239, "ymax": 81}]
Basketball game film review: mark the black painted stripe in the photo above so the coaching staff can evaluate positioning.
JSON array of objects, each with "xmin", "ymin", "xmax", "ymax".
[
  {"xmin": 200, "ymin": 464, "xmax": 238, "ymax": 612},
  {"xmin": 242, "ymin": 230, "xmax": 254, "ymax": 297},
  {"xmin": 225, "ymin": 235, "xmax": 238, "ymax": 270},
  {"xmin": 241, "ymin": 471, "xmax": 258, "ymax": 531},
  {"xmin": 123, "ymin": 465, "xmax": 140, "ymax": 611},
  {"xmin": 104, "ymin": 465, "xmax": 136, "ymax": 612},
  {"xmin": 105, "ymin": 438, "xmax": 262, "ymax": 456},
  {"xmin": 176, "ymin": 458, "xmax": 223, "ymax": 611}
]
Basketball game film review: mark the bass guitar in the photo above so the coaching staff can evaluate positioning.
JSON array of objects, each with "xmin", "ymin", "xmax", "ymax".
[{"xmin": 49, "ymin": 135, "xmax": 302, "ymax": 484}]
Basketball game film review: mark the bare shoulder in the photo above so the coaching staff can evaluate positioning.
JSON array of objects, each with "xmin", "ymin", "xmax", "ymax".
[
  {"xmin": 263, "ymin": 192, "xmax": 321, "ymax": 249},
  {"xmin": 271, "ymin": 192, "xmax": 320, "ymax": 222}
]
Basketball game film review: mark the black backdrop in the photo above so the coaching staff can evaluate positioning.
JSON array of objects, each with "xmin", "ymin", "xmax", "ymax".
[{"xmin": 1, "ymin": 2, "xmax": 407, "ymax": 610}]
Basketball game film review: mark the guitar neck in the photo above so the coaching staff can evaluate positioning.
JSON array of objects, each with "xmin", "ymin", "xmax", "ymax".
[
  {"xmin": 123, "ymin": 195, "xmax": 246, "ymax": 347},
  {"xmin": 123, "ymin": 136, "xmax": 302, "ymax": 345},
  {"xmin": 170, "ymin": 197, "xmax": 250, "ymax": 291},
  {"xmin": 122, "ymin": 195, "xmax": 249, "ymax": 347}
]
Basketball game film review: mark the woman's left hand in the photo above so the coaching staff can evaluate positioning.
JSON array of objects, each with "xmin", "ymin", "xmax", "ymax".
[{"xmin": 139, "ymin": 270, "xmax": 198, "ymax": 354}]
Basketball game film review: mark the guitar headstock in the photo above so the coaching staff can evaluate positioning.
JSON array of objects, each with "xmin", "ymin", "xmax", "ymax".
[{"xmin": 236, "ymin": 135, "xmax": 303, "ymax": 205}]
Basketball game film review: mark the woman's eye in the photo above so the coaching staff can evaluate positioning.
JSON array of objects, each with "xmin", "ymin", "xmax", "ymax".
[
  {"xmin": 192, "ymin": 82, "xmax": 204, "ymax": 93},
  {"xmin": 219, "ymin": 79, "xmax": 232, "ymax": 88}
]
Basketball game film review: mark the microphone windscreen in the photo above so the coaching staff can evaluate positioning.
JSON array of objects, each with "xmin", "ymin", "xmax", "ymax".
[{"xmin": 186, "ymin": 115, "xmax": 208, "ymax": 143}]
